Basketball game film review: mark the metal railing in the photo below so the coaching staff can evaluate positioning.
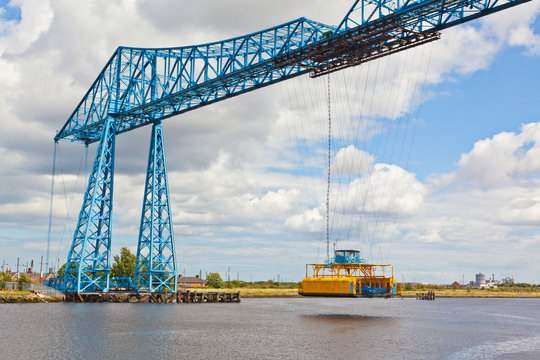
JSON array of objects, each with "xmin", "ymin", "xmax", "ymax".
[
  {"xmin": 45, "ymin": 276, "xmax": 136, "ymax": 292},
  {"xmin": 1, "ymin": 281, "xmax": 64, "ymax": 297}
]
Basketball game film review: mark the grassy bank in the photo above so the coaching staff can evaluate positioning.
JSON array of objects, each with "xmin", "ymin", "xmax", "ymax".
[
  {"xmin": 0, "ymin": 290, "xmax": 64, "ymax": 303},
  {"xmin": 184, "ymin": 287, "xmax": 300, "ymax": 298},
  {"xmin": 4, "ymin": 287, "xmax": 539, "ymax": 302}
]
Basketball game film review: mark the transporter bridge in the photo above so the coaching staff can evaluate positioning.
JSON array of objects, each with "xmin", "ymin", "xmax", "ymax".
[{"xmin": 49, "ymin": 0, "xmax": 531, "ymax": 293}]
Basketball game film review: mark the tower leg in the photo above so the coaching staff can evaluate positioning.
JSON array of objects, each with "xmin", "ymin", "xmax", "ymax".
[
  {"xmin": 64, "ymin": 116, "xmax": 116, "ymax": 293},
  {"xmin": 135, "ymin": 121, "xmax": 177, "ymax": 293}
]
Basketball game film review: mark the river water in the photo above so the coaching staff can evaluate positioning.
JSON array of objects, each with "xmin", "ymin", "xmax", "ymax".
[{"xmin": 1, "ymin": 297, "xmax": 539, "ymax": 359}]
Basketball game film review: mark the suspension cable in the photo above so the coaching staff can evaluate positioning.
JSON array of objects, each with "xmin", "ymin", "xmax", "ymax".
[{"xmin": 46, "ymin": 141, "xmax": 58, "ymax": 274}]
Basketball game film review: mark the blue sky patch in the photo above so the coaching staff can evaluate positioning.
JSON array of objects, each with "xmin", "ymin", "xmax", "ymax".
[{"xmin": 0, "ymin": 0, "xmax": 21, "ymax": 22}]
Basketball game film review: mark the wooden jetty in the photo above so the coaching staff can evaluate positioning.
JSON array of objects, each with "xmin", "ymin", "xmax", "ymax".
[
  {"xmin": 64, "ymin": 290, "xmax": 241, "ymax": 303},
  {"xmin": 416, "ymin": 291, "xmax": 435, "ymax": 300},
  {"xmin": 178, "ymin": 290, "xmax": 241, "ymax": 303}
]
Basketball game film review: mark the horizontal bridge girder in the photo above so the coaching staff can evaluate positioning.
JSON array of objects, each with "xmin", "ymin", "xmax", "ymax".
[
  {"xmin": 55, "ymin": 18, "xmax": 333, "ymax": 144},
  {"xmin": 55, "ymin": 0, "xmax": 530, "ymax": 144}
]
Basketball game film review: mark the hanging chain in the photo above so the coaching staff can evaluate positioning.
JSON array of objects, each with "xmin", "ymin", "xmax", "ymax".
[{"xmin": 326, "ymin": 74, "xmax": 331, "ymax": 264}]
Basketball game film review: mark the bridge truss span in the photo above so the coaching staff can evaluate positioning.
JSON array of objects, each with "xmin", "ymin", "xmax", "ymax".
[{"xmin": 55, "ymin": 18, "xmax": 335, "ymax": 144}]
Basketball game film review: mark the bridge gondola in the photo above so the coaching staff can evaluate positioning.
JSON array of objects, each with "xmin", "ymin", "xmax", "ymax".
[{"xmin": 299, "ymin": 250, "xmax": 399, "ymax": 297}]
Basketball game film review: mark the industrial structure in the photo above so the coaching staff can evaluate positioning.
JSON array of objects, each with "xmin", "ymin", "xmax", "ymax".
[
  {"xmin": 47, "ymin": 0, "xmax": 531, "ymax": 294},
  {"xmin": 474, "ymin": 273, "xmax": 513, "ymax": 288},
  {"xmin": 476, "ymin": 273, "xmax": 486, "ymax": 287}
]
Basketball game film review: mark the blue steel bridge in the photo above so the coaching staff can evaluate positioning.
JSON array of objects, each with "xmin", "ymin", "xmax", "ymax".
[{"xmin": 48, "ymin": 0, "xmax": 531, "ymax": 293}]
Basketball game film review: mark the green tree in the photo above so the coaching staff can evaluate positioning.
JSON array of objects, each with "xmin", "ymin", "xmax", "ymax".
[
  {"xmin": 0, "ymin": 272, "xmax": 13, "ymax": 287},
  {"xmin": 18, "ymin": 273, "xmax": 32, "ymax": 284},
  {"xmin": 17, "ymin": 273, "xmax": 32, "ymax": 290},
  {"xmin": 57, "ymin": 263, "xmax": 66, "ymax": 277},
  {"xmin": 0, "ymin": 272, "xmax": 13, "ymax": 283},
  {"xmin": 206, "ymin": 272, "xmax": 224, "ymax": 288},
  {"xmin": 404, "ymin": 283, "xmax": 413, "ymax": 291},
  {"xmin": 111, "ymin": 247, "xmax": 136, "ymax": 278}
]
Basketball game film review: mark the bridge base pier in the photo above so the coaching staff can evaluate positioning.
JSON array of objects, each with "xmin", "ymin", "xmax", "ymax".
[
  {"xmin": 64, "ymin": 291, "xmax": 177, "ymax": 303},
  {"xmin": 63, "ymin": 291, "xmax": 241, "ymax": 303}
]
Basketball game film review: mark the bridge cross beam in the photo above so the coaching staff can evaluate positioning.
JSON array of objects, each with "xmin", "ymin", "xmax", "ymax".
[{"xmin": 135, "ymin": 121, "xmax": 177, "ymax": 293}]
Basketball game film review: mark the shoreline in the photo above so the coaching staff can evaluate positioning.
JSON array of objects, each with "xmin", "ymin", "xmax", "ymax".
[
  {"xmin": 0, "ymin": 290, "xmax": 64, "ymax": 303},
  {"xmin": 189, "ymin": 288, "xmax": 540, "ymax": 299},
  {"xmin": 3, "ymin": 288, "xmax": 540, "ymax": 303},
  {"xmin": 192, "ymin": 288, "xmax": 301, "ymax": 298},
  {"xmin": 401, "ymin": 289, "xmax": 540, "ymax": 298}
]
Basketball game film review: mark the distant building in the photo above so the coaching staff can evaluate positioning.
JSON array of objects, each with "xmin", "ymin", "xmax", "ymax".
[
  {"xmin": 451, "ymin": 281, "xmax": 461, "ymax": 288},
  {"xmin": 476, "ymin": 273, "xmax": 486, "ymax": 287},
  {"xmin": 475, "ymin": 273, "xmax": 502, "ymax": 288},
  {"xmin": 178, "ymin": 274, "xmax": 206, "ymax": 288}
]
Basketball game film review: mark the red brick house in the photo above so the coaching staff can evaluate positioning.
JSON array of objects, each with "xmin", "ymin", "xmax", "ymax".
[{"xmin": 178, "ymin": 274, "xmax": 206, "ymax": 288}]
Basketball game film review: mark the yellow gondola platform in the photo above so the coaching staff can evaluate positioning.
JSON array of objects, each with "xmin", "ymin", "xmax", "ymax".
[{"xmin": 298, "ymin": 250, "xmax": 400, "ymax": 297}]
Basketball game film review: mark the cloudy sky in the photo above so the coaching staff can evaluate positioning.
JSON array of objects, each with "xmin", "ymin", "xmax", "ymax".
[{"xmin": 1, "ymin": 0, "xmax": 540, "ymax": 284}]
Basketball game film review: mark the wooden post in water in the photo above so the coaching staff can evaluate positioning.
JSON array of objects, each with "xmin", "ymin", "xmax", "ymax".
[{"xmin": 416, "ymin": 291, "xmax": 435, "ymax": 300}]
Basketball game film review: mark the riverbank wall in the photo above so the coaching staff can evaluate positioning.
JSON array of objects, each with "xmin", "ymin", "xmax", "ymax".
[
  {"xmin": 3, "ymin": 288, "xmax": 540, "ymax": 303},
  {"xmin": 0, "ymin": 290, "xmax": 64, "ymax": 303}
]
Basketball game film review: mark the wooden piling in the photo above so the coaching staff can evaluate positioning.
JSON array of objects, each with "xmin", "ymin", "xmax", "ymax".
[
  {"xmin": 416, "ymin": 290, "xmax": 435, "ymax": 300},
  {"xmin": 64, "ymin": 291, "xmax": 177, "ymax": 303},
  {"xmin": 176, "ymin": 290, "xmax": 241, "ymax": 303}
]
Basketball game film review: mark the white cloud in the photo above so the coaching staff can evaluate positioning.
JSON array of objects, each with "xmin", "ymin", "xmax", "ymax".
[
  {"xmin": 285, "ymin": 162, "xmax": 425, "ymax": 235},
  {"xmin": 484, "ymin": 1, "xmax": 540, "ymax": 55},
  {"xmin": 500, "ymin": 192, "xmax": 540, "ymax": 225},
  {"xmin": 0, "ymin": 0, "xmax": 53, "ymax": 55},
  {"xmin": 285, "ymin": 207, "xmax": 324, "ymax": 233},
  {"xmin": 452, "ymin": 122, "xmax": 540, "ymax": 188},
  {"xmin": 333, "ymin": 145, "xmax": 375, "ymax": 176},
  {"xmin": 337, "ymin": 163, "xmax": 425, "ymax": 215}
]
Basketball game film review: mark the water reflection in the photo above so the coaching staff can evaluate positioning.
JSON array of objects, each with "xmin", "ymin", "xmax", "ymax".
[
  {"xmin": 0, "ymin": 298, "xmax": 539, "ymax": 360},
  {"xmin": 302, "ymin": 313, "xmax": 394, "ymax": 321},
  {"xmin": 301, "ymin": 313, "xmax": 396, "ymax": 332}
]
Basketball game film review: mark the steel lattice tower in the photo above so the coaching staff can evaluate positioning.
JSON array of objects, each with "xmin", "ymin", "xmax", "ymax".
[
  {"xmin": 135, "ymin": 121, "xmax": 177, "ymax": 292},
  {"xmin": 64, "ymin": 116, "xmax": 116, "ymax": 292}
]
